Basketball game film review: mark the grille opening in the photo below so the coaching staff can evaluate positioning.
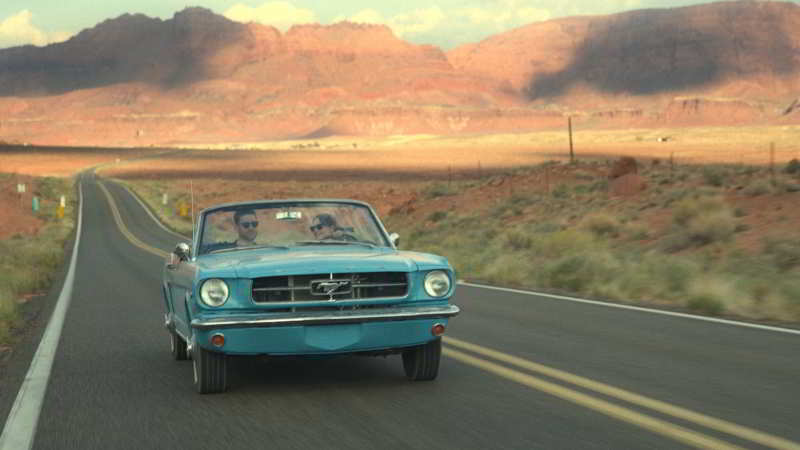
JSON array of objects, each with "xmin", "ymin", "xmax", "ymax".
[{"xmin": 252, "ymin": 272, "xmax": 408, "ymax": 304}]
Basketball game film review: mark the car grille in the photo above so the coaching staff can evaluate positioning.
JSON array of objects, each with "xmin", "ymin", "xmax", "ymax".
[{"xmin": 252, "ymin": 272, "xmax": 409, "ymax": 303}]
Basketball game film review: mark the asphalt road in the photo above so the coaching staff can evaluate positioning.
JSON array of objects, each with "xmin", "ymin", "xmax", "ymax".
[{"xmin": 2, "ymin": 174, "xmax": 799, "ymax": 449}]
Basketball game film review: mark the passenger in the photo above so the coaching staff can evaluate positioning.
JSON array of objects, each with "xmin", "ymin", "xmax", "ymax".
[
  {"xmin": 233, "ymin": 209, "xmax": 258, "ymax": 246},
  {"xmin": 310, "ymin": 213, "xmax": 355, "ymax": 241}
]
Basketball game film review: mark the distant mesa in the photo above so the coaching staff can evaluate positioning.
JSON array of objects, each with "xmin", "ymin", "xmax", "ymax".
[{"xmin": 0, "ymin": 1, "xmax": 798, "ymax": 146}]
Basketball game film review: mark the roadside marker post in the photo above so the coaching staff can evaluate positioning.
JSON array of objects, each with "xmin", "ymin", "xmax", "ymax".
[
  {"xmin": 162, "ymin": 193, "xmax": 168, "ymax": 206},
  {"xmin": 58, "ymin": 196, "xmax": 65, "ymax": 219},
  {"xmin": 17, "ymin": 183, "xmax": 26, "ymax": 208}
]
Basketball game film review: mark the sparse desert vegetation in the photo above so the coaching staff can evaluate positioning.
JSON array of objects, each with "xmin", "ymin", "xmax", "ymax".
[
  {"xmin": 387, "ymin": 160, "xmax": 800, "ymax": 322},
  {"xmin": 0, "ymin": 175, "xmax": 76, "ymax": 345},
  {"xmin": 115, "ymin": 153, "xmax": 800, "ymax": 324}
]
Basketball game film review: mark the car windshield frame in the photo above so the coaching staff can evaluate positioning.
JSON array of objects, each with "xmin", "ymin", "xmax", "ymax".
[{"xmin": 194, "ymin": 199, "xmax": 393, "ymax": 256}]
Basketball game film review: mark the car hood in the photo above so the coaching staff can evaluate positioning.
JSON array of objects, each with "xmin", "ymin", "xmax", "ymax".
[{"xmin": 195, "ymin": 246, "xmax": 449, "ymax": 279}]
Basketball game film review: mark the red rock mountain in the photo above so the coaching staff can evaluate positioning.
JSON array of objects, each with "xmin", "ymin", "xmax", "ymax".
[{"xmin": 0, "ymin": 2, "xmax": 798, "ymax": 146}]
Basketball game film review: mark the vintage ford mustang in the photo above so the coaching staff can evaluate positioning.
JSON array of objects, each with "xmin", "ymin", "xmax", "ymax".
[{"xmin": 163, "ymin": 199, "xmax": 459, "ymax": 393}]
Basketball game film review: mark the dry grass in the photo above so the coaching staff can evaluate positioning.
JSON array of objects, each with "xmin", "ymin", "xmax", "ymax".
[
  {"xmin": 94, "ymin": 129, "xmax": 800, "ymax": 324},
  {"xmin": 0, "ymin": 177, "xmax": 75, "ymax": 345}
]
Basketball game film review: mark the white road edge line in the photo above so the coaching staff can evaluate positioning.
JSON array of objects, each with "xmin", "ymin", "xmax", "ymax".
[
  {"xmin": 0, "ymin": 181, "xmax": 83, "ymax": 450},
  {"xmin": 117, "ymin": 183, "xmax": 187, "ymax": 240},
  {"xmin": 459, "ymin": 281, "xmax": 800, "ymax": 336}
]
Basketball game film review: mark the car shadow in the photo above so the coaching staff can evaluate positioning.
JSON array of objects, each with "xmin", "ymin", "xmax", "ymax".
[{"xmin": 226, "ymin": 354, "xmax": 409, "ymax": 392}]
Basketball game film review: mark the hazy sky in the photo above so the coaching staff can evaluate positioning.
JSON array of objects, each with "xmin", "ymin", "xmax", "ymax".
[{"xmin": 1, "ymin": 0, "xmax": 797, "ymax": 50}]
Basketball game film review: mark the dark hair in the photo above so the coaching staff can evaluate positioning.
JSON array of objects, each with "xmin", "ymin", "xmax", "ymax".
[
  {"xmin": 313, "ymin": 213, "xmax": 338, "ymax": 227},
  {"xmin": 234, "ymin": 209, "xmax": 257, "ymax": 225}
]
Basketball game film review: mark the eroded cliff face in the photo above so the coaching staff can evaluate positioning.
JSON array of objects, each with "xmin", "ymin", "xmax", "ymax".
[
  {"xmin": 0, "ymin": 2, "xmax": 798, "ymax": 146},
  {"xmin": 448, "ymin": 1, "xmax": 800, "ymax": 105}
]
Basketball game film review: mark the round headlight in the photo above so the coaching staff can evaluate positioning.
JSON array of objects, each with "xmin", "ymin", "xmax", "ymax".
[
  {"xmin": 200, "ymin": 278, "xmax": 229, "ymax": 307},
  {"xmin": 424, "ymin": 271, "xmax": 451, "ymax": 297}
]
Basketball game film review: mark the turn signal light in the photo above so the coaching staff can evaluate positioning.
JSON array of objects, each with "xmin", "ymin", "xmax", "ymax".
[
  {"xmin": 210, "ymin": 333, "xmax": 226, "ymax": 347},
  {"xmin": 431, "ymin": 323, "xmax": 446, "ymax": 336}
]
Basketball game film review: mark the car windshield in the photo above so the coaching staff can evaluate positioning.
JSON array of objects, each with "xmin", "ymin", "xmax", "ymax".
[{"xmin": 198, "ymin": 202, "xmax": 389, "ymax": 255}]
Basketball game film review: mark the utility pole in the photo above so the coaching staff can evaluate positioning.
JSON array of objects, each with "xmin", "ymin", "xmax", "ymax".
[{"xmin": 568, "ymin": 116, "xmax": 575, "ymax": 164}]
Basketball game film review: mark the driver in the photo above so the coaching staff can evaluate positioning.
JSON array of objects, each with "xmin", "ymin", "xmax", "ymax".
[
  {"xmin": 233, "ymin": 209, "xmax": 259, "ymax": 246},
  {"xmin": 310, "ymin": 213, "xmax": 355, "ymax": 241}
]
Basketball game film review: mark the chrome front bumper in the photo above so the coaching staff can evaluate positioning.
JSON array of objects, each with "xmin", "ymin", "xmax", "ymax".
[{"xmin": 190, "ymin": 304, "xmax": 460, "ymax": 330}]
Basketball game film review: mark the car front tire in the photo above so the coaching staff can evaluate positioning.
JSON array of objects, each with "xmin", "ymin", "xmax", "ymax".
[
  {"xmin": 402, "ymin": 337, "xmax": 441, "ymax": 381},
  {"xmin": 193, "ymin": 346, "xmax": 228, "ymax": 394},
  {"xmin": 170, "ymin": 331, "xmax": 188, "ymax": 361}
]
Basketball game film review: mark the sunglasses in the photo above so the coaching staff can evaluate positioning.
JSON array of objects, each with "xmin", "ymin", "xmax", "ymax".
[
  {"xmin": 310, "ymin": 224, "xmax": 327, "ymax": 232},
  {"xmin": 239, "ymin": 221, "xmax": 259, "ymax": 229}
]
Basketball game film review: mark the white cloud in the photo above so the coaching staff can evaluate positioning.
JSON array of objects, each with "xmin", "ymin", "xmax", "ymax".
[
  {"xmin": 346, "ymin": 9, "xmax": 386, "ymax": 25},
  {"xmin": 390, "ymin": 7, "xmax": 446, "ymax": 36},
  {"xmin": 334, "ymin": 2, "xmax": 550, "ymax": 47},
  {"xmin": 457, "ymin": 1, "xmax": 550, "ymax": 29},
  {"xmin": 0, "ymin": 10, "xmax": 72, "ymax": 49},
  {"xmin": 224, "ymin": 2, "xmax": 317, "ymax": 31},
  {"xmin": 336, "ymin": 6, "xmax": 444, "ymax": 38}
]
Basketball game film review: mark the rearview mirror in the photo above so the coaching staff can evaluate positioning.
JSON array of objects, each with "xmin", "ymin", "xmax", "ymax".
[
  {"xmin": 388, "ymin": 232, "xmax": 400, "ymax": 248},
  {"xmin": 174, "ymin": 242, "xmax": 191, "ymax": 261}
]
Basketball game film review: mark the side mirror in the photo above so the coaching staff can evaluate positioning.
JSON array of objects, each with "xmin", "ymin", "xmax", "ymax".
[
  {"xmin": 174, "ymin": 242, "xmax": 191, "ymax": 262},
  {"xmin": 388, "ymin": 232, "xmax": 400, "ymax": 248}
]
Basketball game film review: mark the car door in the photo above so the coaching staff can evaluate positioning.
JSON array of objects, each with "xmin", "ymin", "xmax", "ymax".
[{"xmin": 165, "ymin": 254, "xmax": 197, "ymax": 339}]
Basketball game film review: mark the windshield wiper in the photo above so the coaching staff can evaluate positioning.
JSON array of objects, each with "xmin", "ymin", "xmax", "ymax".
[{"xmin": 294, "ymin": 240, "xmax": 377, "ymax": 249}]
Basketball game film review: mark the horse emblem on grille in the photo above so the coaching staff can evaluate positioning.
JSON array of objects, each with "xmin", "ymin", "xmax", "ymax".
[{"xmin": 311, "ymin": 280, "xmax": 352, "ymax": 298}]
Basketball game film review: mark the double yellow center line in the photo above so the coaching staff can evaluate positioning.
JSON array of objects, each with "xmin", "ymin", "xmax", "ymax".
[
  {"xmin": 98, "ymin": 181, "xmax": 168, "ymax": 259},
  {"xmin": 444, "ymin": 337, "xmax": 799, "ymax": 450},
  {"xmin": 97, "ymin": 178, "xmax": 799, "ymax": 450}
]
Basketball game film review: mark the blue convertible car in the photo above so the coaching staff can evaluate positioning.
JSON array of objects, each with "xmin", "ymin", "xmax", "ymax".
[{"xmin": 163, "ymin": 199, "xmax": 459, "ymax": 393}]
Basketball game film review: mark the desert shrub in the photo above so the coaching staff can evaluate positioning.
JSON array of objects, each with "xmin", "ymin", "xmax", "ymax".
[
  {"xmin": 686, "ymin": 293, "xmax": 725, "ymax": 316},
  {"xmin": 509, "ymin": 193, "xmax": 536, "ymax": 207},
  {"xmin": 422, "ymin": 182, "xmax": 457, "ymax": 199},
  {"xmin": 658, "ymin": 259, "xmax": 697, "ymax": 294},
  {"xmin": 532, "ymin": 222, "xmax": 563, "ymax": 233},
  {"xmin": 551, "ymin": 184, "xmax": 570, "ymax": 199},
  {"xmin": 763, "ymin": 237, "xmax": 800, "ymax": 271},
  {"xmin": 427, "ymin": 211, "xmax": 448, "ymax": 223},
  {"xmin": 686, "ymin": 211, "xmax": 736, "ymax": 246},
  {"xmin": 502, "ymin": 230, "xmax": 533, "ymax": 251},
  {"xmin": 742, "ymin": 179, "xmax": 772, "ymax": 196},
  {"xmin": 481, "ymin": 254, "xmax": 530, "ymax": 287},
  {"xmin": 662, "ymin": 188, "xmax": 690, "ymax": 206},
  {"xmin": 542, "ymin": 250, "xmax": 621, "ymax": 294},
  {"xmin": 541, "ymin": 253, "xmax": 600, "ymax": 292},
  {"xmin": 785, "ymin": 159, "xmax": 800, "ymax": 175},
  {"xmin": 671, "ymin": 196, "xmax": 727, "ymax": 226},
  {"xmin": 779, "ymin": 282, "xmax": 800, "ymax": 321},
  {"xmin": 701, "ymin": 167, "xmax": 725, "ymax": 187},
  {"xmin": 530, "ymin": 230, "xmax": 596, "ymax": 258},
  {"xmin": 580, "ymin": 213, "xmax": 621, "ymax": 237},
  {"xmin": 625, "ymin": 224, "xmax": 650, "ymax": 241},
  {"xmin": 733, "ymin": 207, "xmax": 748, "ymax": 217},
  {"xmin": 0, "ymin": 286, "xmax": 16, "ymax": 344},
  {"xmin": 660, "ymin": 230, "xmax": 693, "ymax": 253},
  {"xmin": 35, "ymin": 176, "xmax": 65, "ymax": 200},
  {"xmin": 781, "ymin": 182, "xmax": 800, "ymax": 193}
]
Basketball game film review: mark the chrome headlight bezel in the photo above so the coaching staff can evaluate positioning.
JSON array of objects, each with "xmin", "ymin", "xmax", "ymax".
[
  {"xmin": 200, "ymin": 278, "xmax": 229, "ymax": 307},
  {"xmin": 424, "ymin": 270, "xmax": 451, "ymax": 298}
]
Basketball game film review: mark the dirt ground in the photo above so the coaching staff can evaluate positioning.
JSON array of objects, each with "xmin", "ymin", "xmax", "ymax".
[
  {"xmin": 2, "ymin": 126, "xmax": 799, "ymax": 239},
  {"xmin": 0, "ymin": 147, "xmax": 151, "ymax": 238}
]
